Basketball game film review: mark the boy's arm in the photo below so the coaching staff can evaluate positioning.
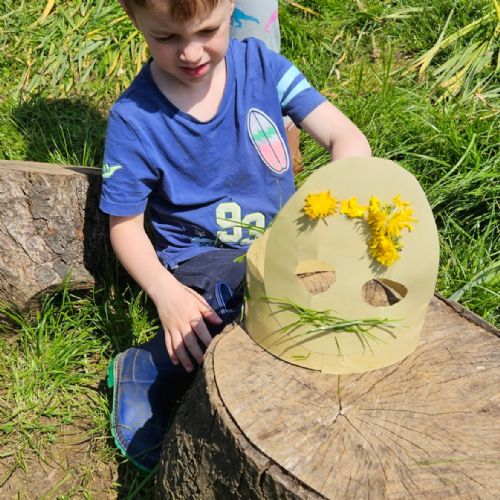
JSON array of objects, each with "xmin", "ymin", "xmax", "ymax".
[
  {"xmin": 109, "ymin": 214, "xmax": 222, "ymax": 372},
  {"xmin": 299, "ymin": 101, "xmax": 371, "ymax": 160}
]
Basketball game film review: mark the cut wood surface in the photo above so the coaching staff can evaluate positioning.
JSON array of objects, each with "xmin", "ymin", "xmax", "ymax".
[
  {"xmin": 159, "ymin": 293, "xmax": 500, "ymax": 499},
  {"xmin": 0, "ymin": 160, "xmax": 107, "ymax": 309}
]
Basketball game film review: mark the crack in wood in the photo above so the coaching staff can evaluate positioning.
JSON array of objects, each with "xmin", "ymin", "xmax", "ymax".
[
  {"xmin": 289, "ymin": 375, "xmax": 339, "ymax": 411},
  {"xmin": 317, "ymin": 416, "xmax": 345, "ymax": 465},
  {"xmin": 350, "ymin": 419, "xmax": 423, "ymax": 497},
  {"xmin": 382, "ymin": 361, "xmax": 497, "ymax": 398},
  {"xmin": 342, "ymin": 435, "xmax": 364, "ymax": 499},
  {"xmin": 337, "ymin": 375, "xmax": 342, "ymax": 413},
  {"xmin": 461, "ymin": 472, "xmax": 493, "ymax": 496},
  {"xmin": 343, "ymin": 415, "xmax": 388, "ymax": 481},
  {"xmin": 346, "ymin": 362, "xmax": 404, "ymax": 407},
  {"xmin": 358, "ymin": 424, "xmax": 424, "ymax": 497},
  {"xmin": 369, "ymin": 416, "xmax": 452, "ymax": 449},
  {"xmin": 257, "ymin": 464, "xmax": 270, "ymax": 495},
  {"xmin": 351, "ymin": 414, "xmax": 433, "ymax": 458},
  {"xmin": 358, "ymin": 408, "xmax": 473, "ymax": 417},
  {"xmin": 344, "ymin": 473, "xmax": 352, "ymax": 499},
  {"xmin": 390, "ymin": 346, "xmax": 432, "ymax": 376},
  {"xmin": 436, "ymin": 295, "xmax": 500, "ymax": 338}
]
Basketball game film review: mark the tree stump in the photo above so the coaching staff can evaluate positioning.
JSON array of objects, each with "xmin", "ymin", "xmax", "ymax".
[
  {"xmin": 0, "ymin": 160, "xmax": 107, "ymax": 309},
  {"xmin": 158, "ymin": 293, "xmax": 500, "ymax": 499}
]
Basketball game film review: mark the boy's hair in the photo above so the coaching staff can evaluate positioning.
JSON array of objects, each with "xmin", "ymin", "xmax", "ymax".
[{"xmin": 123, "ymin": 0, "xmax": 223, "ymax": 21}]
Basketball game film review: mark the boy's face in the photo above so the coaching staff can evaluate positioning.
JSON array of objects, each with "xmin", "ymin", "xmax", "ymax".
[{"xmin": 123, "ymin": 0, "xmax": 235, "ymax": 87}]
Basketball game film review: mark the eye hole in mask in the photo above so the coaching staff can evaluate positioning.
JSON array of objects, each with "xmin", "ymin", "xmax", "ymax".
[
  {"xmin": 295, "ymin": 260, "xmax": 336, "ymax": 296},
  {"xmin": 362, "ymin": 278, "xmax": 407, "ymax": 307}
]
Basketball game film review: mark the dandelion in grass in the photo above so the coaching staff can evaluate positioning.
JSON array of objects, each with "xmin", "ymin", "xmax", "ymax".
[{"xmin": 303, "ymin": 191, "xmax": 337, "ymax": 220}]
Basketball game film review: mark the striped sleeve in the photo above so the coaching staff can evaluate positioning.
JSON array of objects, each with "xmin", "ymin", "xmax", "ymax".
[{"xmin": 271, "ymin": 52, "xmax": 326, "ymax": 124}]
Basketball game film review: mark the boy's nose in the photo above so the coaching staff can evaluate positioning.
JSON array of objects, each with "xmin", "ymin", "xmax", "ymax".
[{"xmin": 179, "ymin": 42, "xmax": 203, "ymax": 64}]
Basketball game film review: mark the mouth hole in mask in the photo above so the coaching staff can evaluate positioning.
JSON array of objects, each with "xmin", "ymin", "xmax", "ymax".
[
  {"xmin": 362, "ymin": 279, "xmax": 407, "ymax": 307},
  {"xmin": 295, "ymin": 260, "xmax": 336, "ymax": 296}
]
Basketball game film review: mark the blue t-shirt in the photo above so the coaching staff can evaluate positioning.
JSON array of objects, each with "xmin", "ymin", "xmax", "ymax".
[{"xmin": 100, "ymin": 38, "xmax": 325, "ymax": 268}]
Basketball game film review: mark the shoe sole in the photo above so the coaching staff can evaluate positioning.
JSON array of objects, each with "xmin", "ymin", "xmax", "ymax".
[{"xmin": 107, "ymin": 353, "xmax": 153, "ymax": 474}]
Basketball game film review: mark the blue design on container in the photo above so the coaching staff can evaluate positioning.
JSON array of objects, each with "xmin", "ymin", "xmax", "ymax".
[{"xmin": 231, "ymin": 8, "xmax": 259, "ymax": 28}]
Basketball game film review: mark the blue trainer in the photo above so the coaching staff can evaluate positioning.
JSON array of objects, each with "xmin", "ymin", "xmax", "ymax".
[{"xmin": 107, "ymin": 249, "xmax": 247, "ymax": 472}]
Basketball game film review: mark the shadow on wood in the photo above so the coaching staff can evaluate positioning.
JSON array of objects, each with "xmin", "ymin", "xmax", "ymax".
[
  {"xmin": 158, "ymin": 291, "xmax": 500, "ymax": 499},
  {"xmin": 0, "ymin": 160, "xmax": 109, "ymax": 310}
]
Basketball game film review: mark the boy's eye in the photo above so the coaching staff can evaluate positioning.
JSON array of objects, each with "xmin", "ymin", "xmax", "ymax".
[
  {"xmin": 155, "ymin": 35, "xmax": 176, "ymax": 43},
  {"xmin": 201, "ymin": 27, "xmax": 218, "ymax": 35}
]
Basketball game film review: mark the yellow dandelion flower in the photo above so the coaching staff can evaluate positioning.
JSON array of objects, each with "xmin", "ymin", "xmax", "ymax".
[
  {"xmin": 303, "ymin": 191, "xmax": 337, "ymax": 220},
  {"xmin": 366, "ymin": 195, "xmax": 387, "ymax": 231},
  {"xmin": 352, "ymin": 194, "xmax": 417, "ymax": 267},
  {"xmin": 369, "ymin": 234, "xmax": 400, "ymax": 267},
  {"xmin": 393, "ymin": 194, "xmax": 411, "ymax": 208},
  {"xmin": 386, "ymin": 208, "xmax": 416, "ymax": 238},
  {"xmin": 369, "ymin": 195, "xmax": 381, "ymax": 210},
  {"xmin": 340, "ymin": 196, "xmax": 368, "ymax": 218}
]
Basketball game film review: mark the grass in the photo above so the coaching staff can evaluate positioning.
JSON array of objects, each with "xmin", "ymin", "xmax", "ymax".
[
  {"xmin": 0, "ymin": 0, "xmax": 499, "ymax": 496},
  {"xmin": 0, "ymin": 279, "xmax": 159, "ymax": 496}
]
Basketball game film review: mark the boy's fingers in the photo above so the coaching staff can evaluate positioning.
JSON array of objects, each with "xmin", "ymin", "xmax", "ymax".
[
  {"xmin": 182, "ymin": 328, "xmax": 205, "ymax": 364},
  {"xmin": 164, "ymin": 332, "xmax": 179, "ymax": 365},
  {"xmin": 190, "ymin": 318, "xmax": 213, "ymax": 348},
  {"xmin": 201, "ymin": 308, "xmax": 223, "ymax": 324},
  {"xmin": 170, "ymin": 330, "xmax": 194, "ymax": 372}
]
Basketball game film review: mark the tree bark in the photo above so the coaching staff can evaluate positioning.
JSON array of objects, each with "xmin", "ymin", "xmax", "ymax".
[
  {"xmin": 0, "ymin": 160, "xmax": 108, "ymax": 310},
  {"xmin": 158, "ymin": 294, "xmax": 500, "ymax": 499}
]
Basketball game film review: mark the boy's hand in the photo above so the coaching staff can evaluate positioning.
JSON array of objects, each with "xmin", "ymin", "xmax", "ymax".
[
  {"xmin": 108, "ymin": 214, "xmax": 223, "ymax": 372},
  {"xmin": 155, "ymin": 281, "xmax": 223, "ymax": 372}
]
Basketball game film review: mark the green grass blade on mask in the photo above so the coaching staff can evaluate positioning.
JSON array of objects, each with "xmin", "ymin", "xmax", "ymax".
[
  {"xmin": 262, "ymin": 297, "xmax": 399, "ymax": 356},
  {"xmin": 263, "ymin": 297, "xmax": 397, "ymax": 343}
]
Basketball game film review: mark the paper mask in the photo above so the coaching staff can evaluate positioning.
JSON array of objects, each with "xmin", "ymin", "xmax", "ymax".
[{"xmin": 244, "ymin": 157, "xmax": 439, "ymax": 374}]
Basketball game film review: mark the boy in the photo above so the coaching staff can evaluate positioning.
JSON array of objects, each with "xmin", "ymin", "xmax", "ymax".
[{"xmin": 101, "ymin": 0, "xmax": 371, "ymax": 472}]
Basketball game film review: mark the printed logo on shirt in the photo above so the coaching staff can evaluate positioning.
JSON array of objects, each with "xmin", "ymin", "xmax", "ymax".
[
  {"xmin": 186, "ymin": 224, "xmax": 217, "ymax": 247},
  {"xmin": 102, "ymin": 162, "xmax": 123, "ymax": 179},
  {"xmin": 216, "ymin": 202, "xmax": 265, "ymax": 246},
  {"xmin": 247, "ymin": 108, "xmax": 290, "ymax": 174}
]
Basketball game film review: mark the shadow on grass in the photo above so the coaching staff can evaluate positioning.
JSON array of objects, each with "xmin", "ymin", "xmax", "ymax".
[{"xmin": 11, "ymin": 95, "xmax": 106, "ymax": 167}]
